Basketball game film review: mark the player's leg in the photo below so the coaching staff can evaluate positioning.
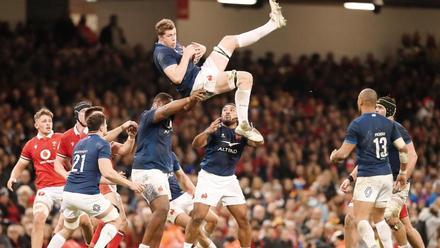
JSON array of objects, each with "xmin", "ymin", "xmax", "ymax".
[
  {"xmin": 401, "ymin": 215, "xmax": 424, "ymax": 248},
  {"xmin": 140, "ymin": 195, "xmax": 169, "ymax": 248},
  {"xmin": 205, "ymin": 0, "xmax": 286, "ymax": 72},
  {"xmin": 370, "ymin": 175, "xmax": 394, "ymax": 248},
  {"xmin": 184, "ymin": 202, "xmax": 211, "ymax": 248},
  {"xmin": 32, "ymin": 189, "xmax": 53, "ymax": 248},
  {"xmin": 203, "ymin": 210, "xmax": 219, "ymax": 236},
  {"xmin": 210, "ymin": 70, "xmax": 263, "ymax": 142},
  {"xmin": 175, "ymin": 212, "xmax": 215, "ymax": 248},
  {"xmin": 47, "ymin": 210, "xmax": 80, "ymax": 248},
  {"xmin": 78, "ymin": 213, "xmax": 94, "ymax": 244},
  {"xmin": 94, "ymin": 204, "xmax": 122, "ymax": 248},
  {"xmin": 345, "ymin": 203, "xmax": 361, "ymax": 248},
  {"xmin": 384, "ymin": 196, "xmax": 408, "ymax": 247},
  {"xmin": 227, "ymin": 204, "xmax": 251, "ymax": 247}
]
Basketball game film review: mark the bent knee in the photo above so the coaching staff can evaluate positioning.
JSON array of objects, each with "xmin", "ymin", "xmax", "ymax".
[
  {"xmin": 219, "ymin": 35, "xmax": 238, "ymax": 49},
  {"xmin": 238, "ymin": 71, "xmax": 253, "ymax": 88},
  {"xmin": 33, "ymin": 211, "xmax": 48, "ymax": 226}
]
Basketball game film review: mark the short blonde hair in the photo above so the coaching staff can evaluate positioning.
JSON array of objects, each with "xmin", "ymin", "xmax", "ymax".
[
  {"xmin": 34, "ymin": 108, "xmax": 53, "ymax": 121},
  {"xmin": 155, "ymin": 18, "xmax": 175, "ymax": 36}
]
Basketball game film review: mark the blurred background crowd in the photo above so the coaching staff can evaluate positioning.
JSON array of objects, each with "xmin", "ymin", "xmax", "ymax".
[{"xmin": 0, "ymin": 17, "xmax": 439, "ymax": 248}]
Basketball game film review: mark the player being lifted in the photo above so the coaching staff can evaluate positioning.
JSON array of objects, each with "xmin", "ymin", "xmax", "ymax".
[
  {"xmin": 153, "ymin": 0, "xmax": 286, "ymax": 143},
  {"xmin": 184, "ymin": 103, "xmax": 264, "ymax": 248},
  {"xmin": 330, "ymin": 89, "xmax": 408, "ymax": 248}
]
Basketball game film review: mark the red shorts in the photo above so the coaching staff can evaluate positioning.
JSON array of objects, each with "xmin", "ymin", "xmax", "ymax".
[
  {"xmin": 99, "ymin": 184, "xmax": 112, "ymax": 195},
  {"xmin": 399, "ymin": 204, "xmax": 408, "ymax": 219}
]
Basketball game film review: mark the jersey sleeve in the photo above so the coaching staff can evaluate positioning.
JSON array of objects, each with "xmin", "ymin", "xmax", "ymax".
[
  {"xmin": 98, "ymin": 141, "xmax": 112, "ymax": 159},
  {"xmin": 20, "ymin": 140, "xmax": 33, "ymax": 161},
  {"xmin": 57, "ymin": 135, "xmax": 70, "ymax": 158},
  {"xmin": 156, "ymin": 49, "xmax": 178, "ymax": 70},
  {"xmin": 344, "ymin": 121, "xmax": 358, "ymax": 144},
  {"xmin": 397, "ymin": 124, "xmax": 412, "ymax": 144},
  {"xmin": 391, "ymin": 122, "xmax": 403, "ymax": 143},
  {"xmin": 171, "ymin": 152, "xmax": 181, "ymax": 172}
]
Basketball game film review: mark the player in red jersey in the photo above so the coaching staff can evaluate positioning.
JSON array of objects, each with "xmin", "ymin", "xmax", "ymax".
[{"xmin": 7, "ymin": 108, "xmax": 64, "ymax": 248}]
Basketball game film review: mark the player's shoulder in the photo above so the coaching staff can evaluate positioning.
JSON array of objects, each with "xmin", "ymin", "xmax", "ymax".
[
  {"xmin": 53, "ymin": 133, "xmax": 63, "ymax": 139},
  {"xmin": 154, "ymin": 43, "xmax": 172, "ymax": 53},
  {"xmin": 62, "ymin": 127, "xmax": 74, "ymax": 136},
  {"xmin": 23, "ymin": 136, "xmax": 38, "ymax": 147}
]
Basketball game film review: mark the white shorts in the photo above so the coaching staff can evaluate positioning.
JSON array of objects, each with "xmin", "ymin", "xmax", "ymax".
[
  {"xmin": 62, "ymin": 192, "xmax": 111, "ymax": 219},
  {"xmin": 33, "ymin": 186, "xmax": 64, "ymax": 213},
  {"xmin": 384, "ymin": 182, "xmax": 411, "ymax": 218},
  {"xmin": 167, "ymin": 192, "xmax": 194, "ymax": 224},
  {"xmin": 191, "ymin": 58, "xmax": 220, "ymax": 95},
  {"xmin": 131, "ymin": 169, "xmax": 171, "ymax": 203},
  {"xmin": 353, "ymin": 174, "xmax": 393, "ymax": 208},
  {"xmin": 194, "ymin": 170, "xmax": 245, "ymax": 207}
]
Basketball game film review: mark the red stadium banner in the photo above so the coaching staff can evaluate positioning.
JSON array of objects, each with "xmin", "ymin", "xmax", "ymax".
[{"xmin": 177, "ymin": 0, "xmax": 189, "ymax": 19}]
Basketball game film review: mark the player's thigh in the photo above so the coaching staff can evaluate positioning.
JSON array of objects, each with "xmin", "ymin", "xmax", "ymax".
[
  {"xmin": 168, "ymin": 200, "xmax": 185, "ymax": 224},
  {"xmin": 132, "ymin": 169, "xmax": 171, "ymax": 204},
  {"xmin": 352, "ymin": 200, "xmax": 375, "ymax": 221},
  {"xmin": 227, "ymin": 204, "xmax": 249, "ymax": 226},
  {"xmin": 104, "ymin": 191, "xmax": 119, "ymax": 206},
  {"xmin": 174, "ymin": 212, "xmax": 191, "ymax": 229},
  {"xmin": 191, "ymin": 202, "xmax": 211, "ymax": 221},
  {"xmin": 371, "ymin": 207, "xmax": 386, "ymax": 223},
  {"xmin": 221, "ymin": 176, "xmax": 246, "ymax": 207},
  {"xmin": 33, "ymin": 186, "xmax": 63, "ymax": 216},
  {"xmin": 194, "ymin": 172, "xmax": 223, "ymax": 207}
]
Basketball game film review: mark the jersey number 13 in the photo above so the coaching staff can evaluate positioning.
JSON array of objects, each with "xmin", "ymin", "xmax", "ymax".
[{"xmin": 373, "ymin": 137, "xmax": 388, "ymax": 159}]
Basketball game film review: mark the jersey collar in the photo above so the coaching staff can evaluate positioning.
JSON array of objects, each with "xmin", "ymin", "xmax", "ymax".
[{"xmin": 37, "ymin": 131, "xmax": 54, "ymax": 140}]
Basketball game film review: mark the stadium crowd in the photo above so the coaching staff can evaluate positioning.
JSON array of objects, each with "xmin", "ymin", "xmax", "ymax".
[{"xmin": 0, "ymin": 19, "xmax": 439, "ymax": 248}]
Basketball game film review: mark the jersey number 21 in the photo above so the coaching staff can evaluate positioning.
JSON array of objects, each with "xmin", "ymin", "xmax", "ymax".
[{"xmin": 72, "ymin": 154, "xmax": 86, "ymax": 173}]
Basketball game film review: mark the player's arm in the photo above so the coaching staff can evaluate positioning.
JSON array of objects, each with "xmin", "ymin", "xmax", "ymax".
[
  {"xmin": 192, "ymin": 118, "xmax": 221, "ymax": 148},
  {"xmin": 54, "ymin": 155, "xmax": 71, "ymax": 179},
  {"xmin": 191, "ymin": 42, "xmax": 206, "ymax": 63},
  {"xmin": 175, "ymin": 169, "xmax": 196, "ymax": 195},
  {"xmin": 330, "ymin": 142, "xmax": 356, "ymax": 163},
  {"xmin": 340, "ymin": 166, "xmax": 358, "ymax": 193},
  {"xmin": 406, "ymin": 142, "xmax": 417, "ymax": 178},
  {"xmin": 98, "ymin": 158, "xmax": 144, "ymax": 192},
  {"xmin": 163, "ymin": 45, "xmax": 197, "ymax": 84},
  {"xmin": 7, "ymin": 158, "xmax": 30, "ymax": 191},
  {"xmin": 104, "ymin": 120, "xmax": 137, "ymax": 142},
  {"xmin": 153, "ymin": 90, "xmax": 205, "ymax": 123},
  {"xmin": 113, "ymin": 124, "xmax": 137, "ymax": 156}
]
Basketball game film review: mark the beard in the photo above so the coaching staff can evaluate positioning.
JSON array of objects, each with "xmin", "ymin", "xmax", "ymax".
[{"xmin": 222, "ymin": 117, "xmax": 237, "ymax": 126}]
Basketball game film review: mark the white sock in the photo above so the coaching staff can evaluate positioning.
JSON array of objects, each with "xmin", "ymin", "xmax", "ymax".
[
  {"xmin": 357, "ymin": 220, "xmax": 377, "ymax": 248},
  {"xmin": 139, "ymin": 244, "xmax": 150, "ymax": 248},
  {"xmin": 94, "ymin": 223, "xmax": 118, "ymax": 248},
  {"xmin": 235, "ymin": 88, "xmax": 251, "ymax": 124},
  {"xmin": 183, "ymin": 242, "xmax": 194, "ymax": 248},
  {"xmin": 47, "ymin": 233, "xmax": 66, "ymax": 248},
  {"xmin": 236, "ymin": 20, "xmax": 278, "ymax": 47},
  {"xmin": 375, "ymin": 220, "xmax": 393, "ymax": 248}
]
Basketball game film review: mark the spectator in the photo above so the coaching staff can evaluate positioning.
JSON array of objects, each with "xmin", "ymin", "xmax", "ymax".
[
  {"xmin": 99, "ymin": 14, "xmax": 126, "ymax": 48},
  {"xmin": 76, "ymin": 15, "xmax": 97, "ymax": 47}
]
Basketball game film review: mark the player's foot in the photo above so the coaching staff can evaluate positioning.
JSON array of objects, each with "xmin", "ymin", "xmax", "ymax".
[
  {"xmin": 269, "ymin": 0, "xmax": 286, "ymax": 28},
  {"xmin": 235, "ymin": 121, "xmax": 264, "ymax": 143}
]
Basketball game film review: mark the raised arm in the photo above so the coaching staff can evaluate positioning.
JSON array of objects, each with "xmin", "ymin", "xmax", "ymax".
[
  {"xmin": 104, "ymin": 120, "xmax": 137, "ymax": 142},
  {"xmin": 153, "ymin": 90, "xmax": 205, "ymax": 123},
  {"xmin": 192, "ymin": 118, "xmax": 221, "ymax": 148}
]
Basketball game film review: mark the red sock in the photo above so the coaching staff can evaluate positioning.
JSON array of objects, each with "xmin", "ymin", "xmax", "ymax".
[
  {"xmin": 107, "ymin": 231, "xmax": 124, "ymax": 248},
  {"xmin": 90, "ymin": 221, "xmax": 105, "ymax": 247}
]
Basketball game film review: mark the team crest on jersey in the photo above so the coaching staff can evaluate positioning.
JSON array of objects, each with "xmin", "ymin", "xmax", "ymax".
[
  {"xmin": 221, "ymin": 133, "xmax": 225, "ymax": 138},
  {"xmin": 201, "ymin": 193, "xmax": 208, "ymax": 199},
  {"xmin": 364, "ymin": 186, "xmax": 372, "ymax": 198},
  {"xmin": 38, "ymin": 191, "xmax": 45, "ymax": 196},
  {"xmin": 34, "ymin": 145, "xmax": 38, "ymax": 149},
  {"xmin": 93, "ymin": 204, "xmax": 101, "ymax": 212},
  {"xmin": 40, "ymin": 149, "xmax": 51, "ymax": 160}
]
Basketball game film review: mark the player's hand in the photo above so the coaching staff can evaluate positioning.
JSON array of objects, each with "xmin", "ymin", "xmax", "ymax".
[
  {"xmin": 126, "ymin": 124, "xmax": 138, "ymax": 137},
  {"xmin": 118, "ymin": 171, "xmax": 126, "ymax": 179},
  {"xmin": 129, "ymin": 182, "xmax": 146, "ymax": 193},
  {"xmin": 189, "ymin": 89, "xmax": 206, "ymax": 102},
  {"xmin": 121, "ymin": 120, "xmax": 137, "ymax": 130},
  {"xmin": 393, "ymin": 174, "xmax": 407, "ymax": 193},
  {"xmin": 7, "ymin": 177, "xmax": 17, "ymax": 191},
  {"xmin": 339, "ymin": 178, "xmax": 351, "ymax": 193},
  {"xmin": 205, "ymin": 118, "xmax": 222, "ymax": 134},
  {"xmin": 191, "ymin": 42, "xmax": 206, "ymax": 63},
  {"xmin": 183, "ymin": 44, "xmax": 197, "ymax": 58},
  {"xmin": 330, "ymin": 149, "xmax": 338, "ymax": 162}
]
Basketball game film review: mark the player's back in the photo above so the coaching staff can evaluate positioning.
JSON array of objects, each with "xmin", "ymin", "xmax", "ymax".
[
  {"xmin": 64, "ymin": 134, "xmax": 110, "ymax": 195},
  {"xmin": 345, "ymin": 113, "xmax": 401, "ymax": 177},
  {"xmin": 388, "ymin": 121, "xmax": 412, "ymax": 180}
]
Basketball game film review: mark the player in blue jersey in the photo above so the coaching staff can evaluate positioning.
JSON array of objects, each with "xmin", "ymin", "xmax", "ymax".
[
  {"xmin": 131, "ymin": 91, "xmax": 204, "ymax": 248},
  {"xmin": 330, "ymin": 89, "xmax": 409, "ymax": 248},
  {"xmin": 183, "ymin": 103, "xmax": 264, "ymax": 248},
  {"xmin": 47, "ymin": 112, "xmax": 145, "ymax": 248},
  {"xmin": 153, "ymin": 0, "xmax": 287, "ymax": 144},
  {"xmin": 341, "ymin": 96, "xmax": 424, "ymax": 248},
  {"xmin": 167, "ymin": 152, "xmax": 218, "ymax": 248}
]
